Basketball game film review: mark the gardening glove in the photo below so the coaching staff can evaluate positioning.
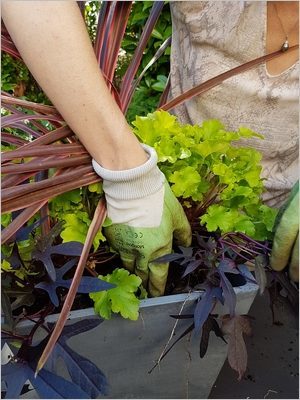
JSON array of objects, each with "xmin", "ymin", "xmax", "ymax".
[
  {"xmin": 270, "ymin": 181, "xmax": 299, "ymax": 282},
  {"xmin": 92, "ymin": 144, "xmax": 192, "ymax": 297}
]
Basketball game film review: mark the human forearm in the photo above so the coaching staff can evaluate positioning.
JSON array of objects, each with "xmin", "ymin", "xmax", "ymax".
[{"xmin": 2, "ymin": 1, "xmax": 147, "ymax": 170}]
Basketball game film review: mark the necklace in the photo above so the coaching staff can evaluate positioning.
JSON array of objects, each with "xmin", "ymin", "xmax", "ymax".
[{"xmin": 273, "ymin": 3, "xmax": 299, "ymax": 52}]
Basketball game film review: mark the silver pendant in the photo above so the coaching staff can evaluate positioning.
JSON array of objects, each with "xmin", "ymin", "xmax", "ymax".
[{"xmin": 281, "ymin": 40, "xmax": 289, "ymax": 52}]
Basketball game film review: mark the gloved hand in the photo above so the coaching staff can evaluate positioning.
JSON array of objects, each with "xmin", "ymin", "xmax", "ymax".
[
  {"xmin": 270, "ymin": 181, "xmax": 299, "ymax": 282},
  {"xmin": 92, "ymin": 144, "xmax": 192, "ymax": 297}
]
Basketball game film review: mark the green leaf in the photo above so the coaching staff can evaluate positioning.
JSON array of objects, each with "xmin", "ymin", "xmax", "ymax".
[
  {"xmin": 238, "ymin": 126, "xmax": 264, "ymax": 139},
  {"xmin": 88, "ymin": 182, "xmax": 103, "ymax": 194},
  {"xmin": 169, "ymin": 167, "xmax": 204, "ymax": 201},
  {"xmin": 258, "ymin": 204, "xmax": 278, "ymax": 231},
  {"xmin": 1, "ymin": 213, "xmax": 12, "ymax": 228},
  {"xmin": 134, "ymin": 110, "xmax": 272, "ymax": 240},
  {"xmin": 200, "ymin": 205, "xmax": 234, "ymax": 232},
  {"xmin": 151, "ymin": 29, "xmax": 164, "ymax": 40},
  {"xmin": 90, "ymin": 269, "xmax": 142, "ymax": 321},
  {"xmin": 60, "ymin": 211, "xmax": 105, "ymax": 250},
  {"xmin": 195, "ymin": 141, "xmax": 229, "ymax": 158},
  {"xmin": 202, "ymin": 119, "xmax": 224, "ymax": 138}
]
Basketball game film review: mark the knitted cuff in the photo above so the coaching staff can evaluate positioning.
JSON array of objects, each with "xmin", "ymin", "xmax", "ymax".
[{"xmin": 92, "ymin": 144, "xmax": 165, "ymax": 200}]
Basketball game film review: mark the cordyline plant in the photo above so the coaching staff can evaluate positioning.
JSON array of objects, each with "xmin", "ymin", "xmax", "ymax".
[{"xmin": 2, "ymin": 1, "xmax": 299, "ymax": 397}]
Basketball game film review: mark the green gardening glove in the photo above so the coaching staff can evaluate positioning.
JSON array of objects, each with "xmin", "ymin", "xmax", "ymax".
[
  {"xmin": 270, "ymin": 181, "xmax": 299, "ymax": 282},
  {"xmin": 92, "ymin": 145, "xmax": 192, "ymax": 297}
]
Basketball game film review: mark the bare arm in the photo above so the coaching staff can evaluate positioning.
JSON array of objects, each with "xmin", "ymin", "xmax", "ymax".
[{"xmin": 1, "ymin": 1, "xmax": 147, "ymax": 170}]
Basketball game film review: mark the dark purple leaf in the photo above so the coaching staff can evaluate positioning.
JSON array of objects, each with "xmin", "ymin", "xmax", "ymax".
[
  {"xmin": 212, "ymin": 286, "xmax": 225, "ymax": 305},
  {"xmin": 35, "ymin": 260, "xmax": 114, "ymax": 306},
  {"xmin": 32, "ymin": 367, "xmax": 89, "ymax": 399},
  {"xmin": 194, "ymin": 287, "xmax": 215, "ymax": 334},
  {"xmin": 51, "ymin": 242, "xmax": 85, "ymax": 256},
  {"xmin": 33, "ymin": 241, "xmax": 84, "ymax": 281},
  {"xmin": 170, "ymin": 314, "xmax": 194, "ymax": 319},
  {"xmin": 237, "ymin": 264, "xmax": 257, "ymax": 284},
  {"xmin": 36, "ymin": 200, "xmax": 107, "ymax": 373},
  {"xmin": 49, "ymin": 319, "xmax": 103, "ymax": 340},
  {"xmin": 153, "ymin": 246, "xmax": 196, "ymax": 266},
  {"xmin": 52, "ymin": 342, "xmax": 107, "ymax": 398},
  {"xmin": 182, "ymin": 259, "xmax": 202, "ymax": 277},
  {"xmin": 178, "ymin": 246, "xmax": 193, "ymax": 258},
  {"xmin": 48, "ymin": 319, "xmax": 108, "ymax": 397},
  {"xmin": 2, "ymin": 243, "xmax": 22, "ymax": 269},
  {"xmin": 218, "ymin": 258, "xmax": 239, "ymax": 274},
  {"xmin": 34, "ymin": 221, "xmax": 64, "ymax": 251},
  {"xmin": 1, "ymin": 362, "xmax": 29, "ymax": 399},
  {"xmin": 219, "ymin": 271, "xmax": 236, "ymax": 317},
  {"xmin": 196, "ymin": 234, "xmax": 217, "ymax": 251},
  {"xmin": 152, "ymin": 252, "xmax": 185, "ymax": 264},
  {"xmin": 210, "ymin": 317, "xmax": 227, "ymax": 344},
  {"xmin": 15, "ymin": 216, "xmax": 48, "ymax": 242},
  {"xmin": 35, "ymin": 254, "xmax": 56, "ymax": 281},
  {"xmin": 35, "ymin": 281, "xmax": 60, "ymax": 307},
  {"xmin": 75, "ymin": 276, "xmax": 114, "ymax": 293},
  {"xmin": 200, "ymin": 315, "xmax": 227, "ymax": 358},
  {"xmin": 2, "ymin": 319, "xmax": 108, "ymax": 398}
]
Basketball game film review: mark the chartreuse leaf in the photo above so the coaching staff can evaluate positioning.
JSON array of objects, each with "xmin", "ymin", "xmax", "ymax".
[
  {"xmin": 50, "ymin": 189, "xmax": 83, "ymax": 213},
  {"xmin": 1, "ymin": 213, "xmax": 12, "ymax": 228},
  {"xmin": 133, "ymin": 110, "xmax": 276, "ymax": 240},
  {"xmin": 200, "ymin": 205, "xmax": 256, "ymax": 237},
  {"xmin": 169, "ymin": 166, "xmax": 210, "ymax": 201},
  {"xmin": 90, "ymin": 268, "xmax": 142, "ymax": 320},
  {"xmin": 238, "ymin": 126, "xmax": 264, "ymax": 139},
  {"xmin": 200, "ymin": 205, "xmax": 234, "ymax": 232},
  {"xmin": 60, "ymin": 211, "xmax": 106, "ymax": 250},
  {"xmin": 88, "ymin": 182, "xmax": 103, "ymax": 194},
  {"xmin": 258, "ymin": 204, "xmax": 278, "ymax": 231}
]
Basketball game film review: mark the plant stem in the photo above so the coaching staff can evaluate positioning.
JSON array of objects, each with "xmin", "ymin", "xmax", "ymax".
[{"xmin": 1, "ymin": 329, "xmax": 27, "ymax": 341}]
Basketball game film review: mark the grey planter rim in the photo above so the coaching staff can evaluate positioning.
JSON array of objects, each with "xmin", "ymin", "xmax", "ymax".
[{"xmin": 15, "ymin": 281, "xmax": 258, "ymax": 329}]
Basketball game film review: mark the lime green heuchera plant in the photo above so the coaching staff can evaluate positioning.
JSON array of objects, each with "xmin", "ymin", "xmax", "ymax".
[{"xmin": 133, "ymin": 110, "xmax": 277, "ymax": 240}]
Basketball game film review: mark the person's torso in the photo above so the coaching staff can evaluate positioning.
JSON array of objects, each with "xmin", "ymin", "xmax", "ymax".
[{"xmin": 169, "ymin": 1, "xmax": 299, "ymax": 207}]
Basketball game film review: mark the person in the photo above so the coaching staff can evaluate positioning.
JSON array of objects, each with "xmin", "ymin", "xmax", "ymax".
[
  {"xmin": 1, "ymin": 1, "xmax": 298, "ymax": 296},
  {"xmin": 169, "ymin": 1, "xmax": 299, "ymax": 208}
]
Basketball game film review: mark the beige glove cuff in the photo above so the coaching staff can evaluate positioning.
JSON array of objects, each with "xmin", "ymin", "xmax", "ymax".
[{"xmin": 92, "ymin": 144, "xmax": 165, "ymax": 200}]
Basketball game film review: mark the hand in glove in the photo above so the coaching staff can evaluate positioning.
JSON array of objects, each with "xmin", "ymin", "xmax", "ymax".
[
  {"xmin": 270, "ymin": 181, "xmax": 299, "ymax": 282},
  {"xmin": 92, "ymin": 145, "xmax": 192, "ymax": 297}
]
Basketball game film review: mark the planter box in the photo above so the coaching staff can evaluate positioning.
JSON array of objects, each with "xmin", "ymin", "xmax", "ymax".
[{"xmin": 13, "ymin": 281, "xmax": 258, "ymax": 399}]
